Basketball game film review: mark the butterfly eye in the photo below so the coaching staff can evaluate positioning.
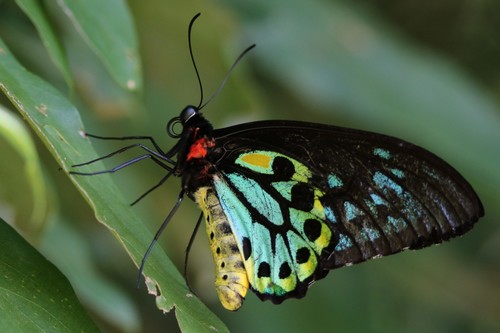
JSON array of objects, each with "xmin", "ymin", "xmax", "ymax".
[
  {"xmin": 166, "ymin": 116, "xmax": 182, "ymax": 138},
  {"xmin": 180, "ymin": 105, "xmax": 198, "ymax": 124}
]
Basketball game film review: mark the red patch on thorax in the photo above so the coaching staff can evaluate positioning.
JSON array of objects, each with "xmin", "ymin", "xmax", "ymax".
[{"xmin": 187, "ymin": 136, "xmax": 214, "ymax": 161}]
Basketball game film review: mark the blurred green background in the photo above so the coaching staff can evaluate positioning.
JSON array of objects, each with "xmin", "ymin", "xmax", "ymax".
[{"xmin": 0, "ymin": 0, "xmax": 499, "ymax": 332}]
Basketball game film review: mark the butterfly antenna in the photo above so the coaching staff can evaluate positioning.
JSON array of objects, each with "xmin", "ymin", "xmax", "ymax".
[
  {"xmin": 199, "ymin": 43, "xmax": 256, "ymax": 110},
  {"xmin": 188, "ymin": 13, "xmax": 204, "ymax": 109}
]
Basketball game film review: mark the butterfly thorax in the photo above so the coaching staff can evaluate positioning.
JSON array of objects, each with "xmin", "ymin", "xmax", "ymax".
[{"xmin": 173, "ymin": 107, "xmax": 218, "ymax": 190}]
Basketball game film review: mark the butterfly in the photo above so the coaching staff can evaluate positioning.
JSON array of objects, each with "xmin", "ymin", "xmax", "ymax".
[{"xmin": 71, "ymin": 14, "xmax": 484, "ymax": 311}]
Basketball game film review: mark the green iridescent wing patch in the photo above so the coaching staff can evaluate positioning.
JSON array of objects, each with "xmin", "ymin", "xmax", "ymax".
[
  {"xmin": 210, "ymin": 121, "xmax": 483, "ymax": 302},
  {"xmin": 213, "ymin": 151, "xmax": 331, "ymax": 300}
]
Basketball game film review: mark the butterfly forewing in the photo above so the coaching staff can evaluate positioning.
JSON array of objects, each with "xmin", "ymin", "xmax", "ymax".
[{"xmin": 206, "ymin": 120, "xmax": 483, "ymax": 303}]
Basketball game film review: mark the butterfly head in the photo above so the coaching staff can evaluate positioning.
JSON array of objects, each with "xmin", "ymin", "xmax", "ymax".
[
  {"xmin": 180, "ymin": 105, "xmax": 199, "ymax": 125},
  {"xmin": 166, "ymin": 105, "xmax": 204, "ymax": 139}
]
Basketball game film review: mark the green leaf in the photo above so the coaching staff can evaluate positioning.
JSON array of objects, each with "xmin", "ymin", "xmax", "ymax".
[
  {"xmin": 56, "ymin": 0, "xmax": 142, "ymax": 91},
  {"xmin": 0, "ymin": 105, "xmax": 49, "ymax": 239},
  {"xmin": 0, "ymin": 218, "xmax": 100, "ymax": 332},
  {"xmin": 15, "ymin": 0, "xmax": 73, "ymax": 88},
  {"xmin": 0, "ymin": 37, "xmax": 227, "ymax": 332},
  {"xmin": 40, "ymin": 221, "xmax": 141, "ymax": 332}
]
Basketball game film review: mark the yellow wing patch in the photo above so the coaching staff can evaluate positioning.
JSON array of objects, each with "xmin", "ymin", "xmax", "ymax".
[
  {"xmin": 240, "ymin": 152, "xmax": 272, "ymax": 169},
  {"xmin": 235, "ymin": 150, "xmax": 312, "ymax": 182}
]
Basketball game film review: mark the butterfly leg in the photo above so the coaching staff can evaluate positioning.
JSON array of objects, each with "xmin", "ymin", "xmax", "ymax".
[
  {"xmin": 84, "ymin": 133, "xmax": 166, "ymax": 155},
  {"xmin": 183, "ymin": 212, "xmax": 204, "ymax": 294},
  {"xmin": 130, "ymin": 172, "xmax": 173, "ymax": 206},
  {"xmin": 72, "ymin": 143, "xmax": 174, "ymax": 168},
  {"xmin": 70, "ymin": 153, "xmax": 173, "ymax": 176},
  {"xmin": 137, "ymin": 190, "xmax": 185, "ymax": 288}
]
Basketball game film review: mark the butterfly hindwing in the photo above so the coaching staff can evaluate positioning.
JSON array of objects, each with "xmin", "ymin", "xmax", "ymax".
[{"xmin": 212, "ymin": 160, "xmax": 330, "ymax": 302}]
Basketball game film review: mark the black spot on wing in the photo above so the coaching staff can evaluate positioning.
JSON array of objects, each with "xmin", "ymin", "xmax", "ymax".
[
  {"xmin": 290, "ymin": 183, "xmax": 315, "ymax": 211},
  {"xmin": 295, "ymin": 247, "xmax": 310, "ymax": 264},
  {"xmin": 242, "ymin": 237, "xmax": 252, "ymax": 261},
  {"xmin": 258, "ymin": 262, "xmax": 271, "ymax": 278},
  {"xmin": 304, "ymin": 219, "xmax": 322, "ymax": 242},
  {"xmin": 279, "ymin": 262, "xmax": 292, "ymax": 279},
  {"xmin": 272, "ymin": 156, "xmax": 295, "ymax": 180}
]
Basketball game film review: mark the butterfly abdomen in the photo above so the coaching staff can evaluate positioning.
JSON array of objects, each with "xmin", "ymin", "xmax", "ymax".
[{"xmin": 194, "ymin": 187, "xmax": 249, "ymax": 311}]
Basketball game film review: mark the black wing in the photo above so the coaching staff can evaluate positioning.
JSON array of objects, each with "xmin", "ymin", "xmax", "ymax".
[{"xmin": 212, "ymin": 120, "xmax": 483, "ymax": 268}]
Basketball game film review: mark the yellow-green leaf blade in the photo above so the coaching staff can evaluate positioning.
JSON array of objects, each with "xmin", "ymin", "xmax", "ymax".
[{"xmin": 0, "ymin": 105, "xmax": 49, "ymax": 239}]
